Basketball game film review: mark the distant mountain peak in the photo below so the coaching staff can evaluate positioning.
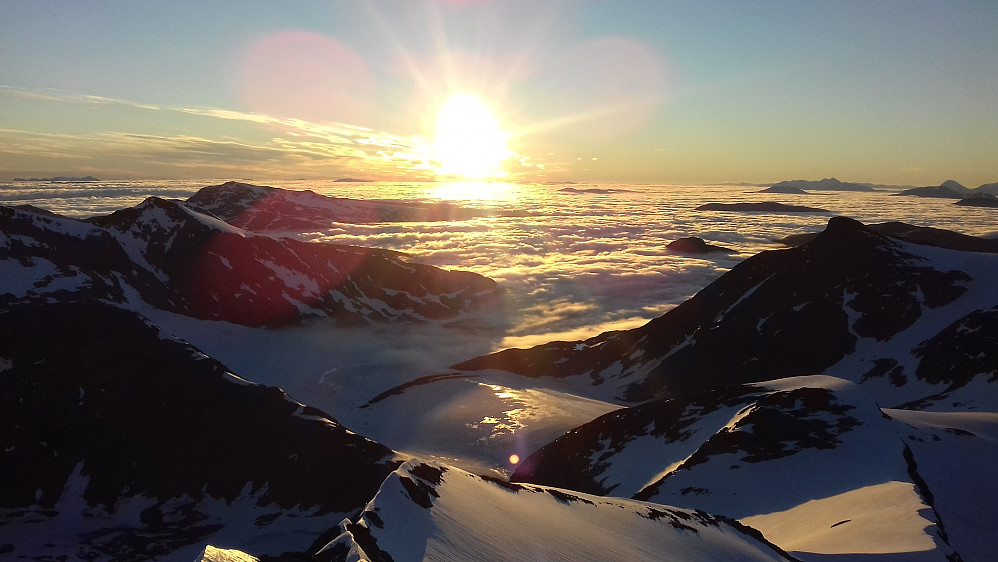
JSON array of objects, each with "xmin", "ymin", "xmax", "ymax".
[{"xmin": 769, "ymin": 178, "xmax": 875, "ymax": 192}]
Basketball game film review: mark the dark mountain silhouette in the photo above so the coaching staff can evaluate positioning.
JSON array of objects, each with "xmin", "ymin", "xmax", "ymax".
[
  {"xmin": 0, "ymin": 300, "xmax": 399, "ymax": 560},
  {"xmin": 893, "ymin": 181, "xmax": 967, "ymax": 199},
  {"xmin": 455, "ymin": 217, "xmax": 996, "ymax": 409},
  {"xmin": 775, "ymin": 220, "xmax": 998, "ymax": 252},
  {"xmin": 767, "ymin": 178, "xmax": 875, "ymax": 192},
  {"xmin": 955, "ymin": 193, "xmax": 998, "ymax": 207}
]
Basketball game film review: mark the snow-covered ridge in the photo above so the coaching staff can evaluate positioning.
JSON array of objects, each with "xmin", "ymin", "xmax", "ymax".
[
  {"xmin": 318, "ymin": 459, "xmax": 796, "ymax": 562},
  {"xmin": 455, "ymin": 216, "xmax": 998, "ymax": 409},
  {"xmin": 512, "ymin": 375, "xmax": 977, "ymax": 559},
  {"xmin": 1, "ymin": 191, "xmax": 504, "ymax": 327},
  {"xmin": 187, "ymin": 180, "xmax": 501, "ymax": 232}
]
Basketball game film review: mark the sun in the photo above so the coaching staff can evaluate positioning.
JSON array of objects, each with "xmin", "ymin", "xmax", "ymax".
[{"xmin": 432, "ymin": 93, "xmax": 511, "ymax": 179}]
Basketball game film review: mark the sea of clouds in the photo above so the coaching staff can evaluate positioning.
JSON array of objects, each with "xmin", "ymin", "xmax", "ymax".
[
  {"xmin": 4, "ymin": 178, "xmax": 996, "ymax": 350},
  {"xmin": 5, "ymin": 178, "xmax": 997, "ymax": 469}
]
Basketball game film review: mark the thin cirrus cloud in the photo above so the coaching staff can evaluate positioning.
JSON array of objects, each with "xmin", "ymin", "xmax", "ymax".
[{"xmin": 0, "ymin": 86, "xmax": 432, "ymax": 180}]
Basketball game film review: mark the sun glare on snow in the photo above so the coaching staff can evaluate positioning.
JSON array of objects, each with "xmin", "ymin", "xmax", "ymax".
[{"xmin": 432, "ymin": 93, "xmax": 511, "ymax": 179}]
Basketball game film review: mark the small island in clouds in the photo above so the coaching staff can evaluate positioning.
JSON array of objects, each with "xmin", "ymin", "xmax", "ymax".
[
  {"xmin": 765, "ymin": 178, "xmax": 877, "ymax": 192},
  {"xmin": 13, "ymin": 175, "xmax": 100, "ymax": 182}
]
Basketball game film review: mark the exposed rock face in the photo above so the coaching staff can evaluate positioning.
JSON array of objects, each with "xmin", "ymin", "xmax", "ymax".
[
  {"xmin": 666, "ymin": 236, "xmax": 737, "ymax": 254},
  {"xmin": 455, "ymin": 216, "xmax": 993, "ymax": 408},
  {"xmin": 0, "ymin": 300, "xmax": 399, "ymax": 560},
  {"xmin": 1, "ymin": 195, "xmax": 502, "ymax": 327}
]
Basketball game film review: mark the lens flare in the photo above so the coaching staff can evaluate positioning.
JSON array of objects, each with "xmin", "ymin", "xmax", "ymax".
[{"xmin": 509, "ymin": 454, "xmax": 520, "ymax": 465}]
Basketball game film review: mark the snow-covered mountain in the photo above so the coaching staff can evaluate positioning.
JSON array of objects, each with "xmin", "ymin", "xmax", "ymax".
[
  {"xmin": 510, "ymin": 375, "xmax": 993, "ymax": 559},
  {"xmin": 454, "ymin": 216, "xmax": 998, "ymax": 410},
  {"xmin": 1, "ymin": 193, "xmax": 501, "ymax": 327},
  {"xmin": 449, "ymin": 215, "xmax": 998, "ymax": 559},
  {"xmin": 0, "ymin": 300, "xmax": 399, "ymax": 560},
  {"xmin": 317, "ymin": 459, "xmax": 798, "ymax": 562},
  {"xmin": 187, "ymin": 181, "xmax": 490, "ymax": 232},
  {"xmin": 3, "ymin": 184, "xmax": 996, "ymax": 560}
]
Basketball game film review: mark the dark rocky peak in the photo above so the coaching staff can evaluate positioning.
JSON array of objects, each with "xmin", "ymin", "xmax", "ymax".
[
  {"xmin": 12, "ymin": 204, "xmax": 65, "ymax": 217},
  {"xmin": 456, "ymin": 217, "xmax": 975, "ymax": 403},
  {"xmin": 88, "ymin": 195, "xmax": 239, "ymax": 239},
  {"xmin": 2, "ymin": 201, "xmax": 101, "ymax": 237},
  {"xmin": 777, "ymin": 220, "xmax": 998, "ymax": 253},
  {"xmin": 185, "ymin": 181, "xmax": 277, "ymax": 222},
  {"xmin": 870, "ymin": 221, "xmax": 998, "ymax": 252}
]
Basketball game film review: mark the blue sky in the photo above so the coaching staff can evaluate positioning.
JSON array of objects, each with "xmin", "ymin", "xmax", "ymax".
[{"xmin": 1, "ymin": 0, "xmax": 996, "ymax": 185}]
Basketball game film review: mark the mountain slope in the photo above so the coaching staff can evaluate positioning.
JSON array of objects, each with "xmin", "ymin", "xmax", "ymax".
[
  {"xmin": 511, "ymin": 376, "xmax": 967, "ymax": 560},
  {"xmin": 317, "ymin": 459, "xmax": 798, "ymax": 562},
  {"xmin": 186, "ymin": 180, "xmax": 487, "ymax": 231},
  {"xmin": 454, "ymin": 217, "xmax": 998, "ymax": 409},
  {"xmin": 1, "ymin": 196, "xmax": 501, "ymax": 327},
  {"xmin": 0, "ymin": 300, "xmax": 399, "ymax": 560}
]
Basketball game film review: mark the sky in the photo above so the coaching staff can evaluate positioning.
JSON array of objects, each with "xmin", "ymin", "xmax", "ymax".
[{"xmin": 1, "ymin": 0, "xmax": 996, "ymax": 186}]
